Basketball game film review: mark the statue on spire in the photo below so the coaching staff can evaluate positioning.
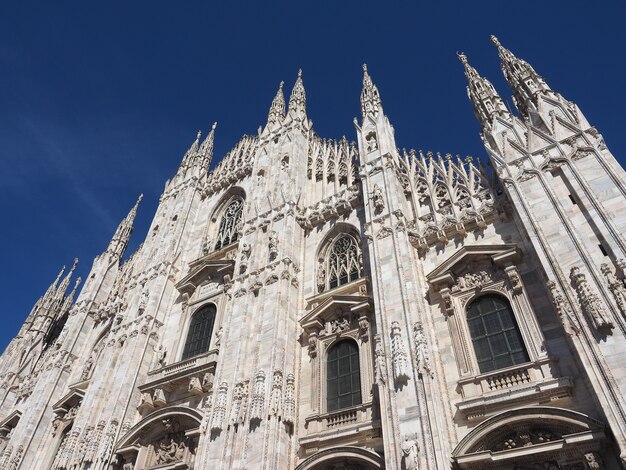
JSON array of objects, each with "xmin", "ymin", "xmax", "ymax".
[
  {"xmin": 489, "ymin": 35, "xmax": 553, "ymax": 118},
  {"xmin": 197, "ymin": 122, "xmax": 217, "ymax": 172},
  {"xmin": 360, "ymin": 64, "xmax": 383, "ymax": 119},
  {"xmin": 458, "ymin": 51, "xmax": 509, "ymax": 132},
  {"xmin": 288, "ymin": 69, "xmax": 306, "ymax": 119}
]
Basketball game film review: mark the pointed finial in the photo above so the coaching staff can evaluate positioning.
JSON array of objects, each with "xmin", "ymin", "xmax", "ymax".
[
  {"xmin": 360, "ymin": 63, "xmax": 382, "ymax": 119},
  {"xmin": 69, "ymin": 258, "xmax": 78, "ymax": 273},
  {"xmin": 490, "ymin": 35, "xmax": 501, "ymax": 47},
  {"xmin": 211, "ymin": 121, "xmax": 217, "ymax": 131},
  {"xmin": 457, "ymin": 51, "xmax": 468, "ymax": 65},
  {"xmin": 197, "ymin": 130, "xmax": 202, "ymax": 140},
  {"xmin": 288, "ymin": 69, "xmax": 306, "ymax": 118},
  {"xmin": 268, "ymin": 81, "xmax": 287, "ymax": 126}
]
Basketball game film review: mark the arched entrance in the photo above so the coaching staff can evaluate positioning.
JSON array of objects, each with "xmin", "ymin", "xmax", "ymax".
[
  {"xmin": 452, "ymin": 407, "xmax": 613, "ymax": 469},
  {"xmin": 296, "ymin": 446, "xmax": 384, "ymax": 470}
]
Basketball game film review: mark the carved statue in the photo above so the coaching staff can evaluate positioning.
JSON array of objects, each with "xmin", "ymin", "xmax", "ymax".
[
  {"xmin": 570, "ymin": 266, "xmax": 613, "ymax": 331},
  {"xmin": 413, "ymin": 322, "xmax": 433, "ymax": 378},
  {"xmin": 308, "ymin": 336, "xmax": 317, "ymax": 358},
  {"xmin": 214, "ymin": 327, "xmax": 223, "ymax": 349},
  {"xmin": 584, "ymin": 451, "xmax": 603, "ymax": 469},
  {"xmin": 154, "ymin": 345, "xmax": 167, "ymax": 368},
  {"xmin": 269, "ymin": 370, "xmax": 283, "ymax": 418},
  {"xmin": 317, "ymin": 264, "xmax": 326, "ymax": 293},
  {"xmin": 268, "ymin": 231, "xmax": 279, "ymax": 260},
  {"xmin": 366, "ymin": 132, "xmax": 378, "ymax": 153},
  {"xmin": 601, "ymin": 263, "xmax": 626, "ymax": 318},
  {"xmin": 138, "ymin": 289, "xmax": 149, "ymax": 314},
  {"xmin": 283, "ymin": 374, "xmax": 296, "ymax": 426},
  {"xmin": 371, "ymin": 184, "xmax": 384, "ymax": 211},
  {"xmin": 401, "ymin": 435, "xmax": 419, "ymax": 470},
  {"xmin": 81, "ymin": 355, "xmax": 94, "ymax": 381},
  {"xmin": 374, "ymin": 334, "xmax": 387, "ymax": 384},
  {"xmin": 241, "ymin": 242, "xmax": 251, "ymax": 260},
  {"xmin": 390, "ymin": 321, "xmax": 409, "ymax": 383},
  {"xmin": 154, "ymin": 435, "xmax": 185, "ymax": 465}
]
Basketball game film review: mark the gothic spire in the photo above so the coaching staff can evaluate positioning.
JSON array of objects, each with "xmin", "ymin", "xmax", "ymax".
[
  {"xmin": 197, "ymin": 122, "xmax": 217, "ymax": 172},
  {"xmin": 360, "ymin": 64, "xmax": 383, "ymax": 119},
  {"xmin": 267, "ymin": 81, "xmax": 286, "ymax": 127},
  {"xmin": 458, "ymin": 51, "xmax": 510, "ymax": 132},
  {"xmin": 106, "ymin": 194, "xmax": 142, "ymax": 260},
  {"xmin": 288, "ymin": 69, "xmax": 306, "ymax": 119},
  {"xmin": 490, "ymin": 35, "xmax": 554, "ymax": 119},
  {"xmin": 42, "ymin": 265, "xmax": 66, "ymax": 302},
  {"xmin": 60, "ymin": 276, "xmax": 82, "ymax": 313}
]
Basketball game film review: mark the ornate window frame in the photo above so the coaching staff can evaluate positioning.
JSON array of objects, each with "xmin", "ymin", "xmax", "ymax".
[
  {"xmin": 298, "ymin": 295, "xmax": 378, "ymax": 449},
  {"xmin": 201, "ymin": 188, "xmax": 246, "ymax": 256},
  {"xmin": 426, "ymin": 245, "xmax": 573, "ymax": 420}
]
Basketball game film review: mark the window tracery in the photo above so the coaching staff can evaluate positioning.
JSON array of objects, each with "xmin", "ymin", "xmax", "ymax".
[
  {"xmin": 214, "ymin": 198, "xmax": 243, "ymax": 251},
  {"xmin": 319, "ymin": 233, "xmax": 362, "ymax": 293}
]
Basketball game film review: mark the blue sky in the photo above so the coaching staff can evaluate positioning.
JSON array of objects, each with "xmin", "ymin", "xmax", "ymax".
[{"xmin": 1, "ymin": 1, "xmax": 625, "ymax": 351}]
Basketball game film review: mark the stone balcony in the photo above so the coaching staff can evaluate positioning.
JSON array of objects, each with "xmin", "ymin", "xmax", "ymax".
[
  {"xmin": 456, "ymin": 358, "xmax": 573, "ymax": 420},
  {"xmin": 299, "ymin": 402, "xmax": 381, "ymax": 452},
  {"xmin": 137, "ymin": 350, "xmax": 218, "ymax": 414}
]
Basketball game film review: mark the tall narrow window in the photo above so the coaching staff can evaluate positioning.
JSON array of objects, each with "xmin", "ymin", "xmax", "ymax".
[
  {"xmin": 182, "ymin": 305, "xmax": 217, "ymax": 360},
  {"xmin": 327, "ymin": 234, "xmax": 361, "ymax": 290},
  {"xmin": 327, "ymin": 340, "xmax": 361, "ymax": 412},
  {"xmin": 467, "ymin": 295, "xmax": 529, "ymax": 373},
  {"xmin": 214, "ymin": 198, "xmax": 243, "ymax": 251}
]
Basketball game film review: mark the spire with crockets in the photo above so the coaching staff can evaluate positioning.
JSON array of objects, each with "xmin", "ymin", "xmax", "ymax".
[
  {"xmin": 490, "ymin": 35, "xmax": 555, "ymax": 119},
  {"xmin": 360, "ymin": 64, "xmax": 383, "ymax": 120},
  {"xmin": 106, "ymin": 194, "xmax": 142, "ymax": 260},
  {"xmin": 287, "ymin": 69, "xmax": 306, "ymax": 120},
  {"xmin": 458, "ymin": 51, "xmax": 511, "ymax": 133},
  {"xmin": 267, "ymin": 81, "xmax": 286, "ymax": 129}
]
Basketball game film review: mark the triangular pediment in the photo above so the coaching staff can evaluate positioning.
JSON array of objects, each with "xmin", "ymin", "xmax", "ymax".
[
  {"xmin": 426, "ymin": 244, "xmax": 520, "ymax": 286},
  {"xmin": 52, "ymin": 387, "xmax": 85, "ymax": 415},
  {"xmin": 300, "ymin": 295, "xmax": 372, "ymax": 333},
  {"xmin": 0, "ymin": 410, "xmax": 21, "ymax": 433},
  {"xmin": 175, "ymin": 256, "xmax": 235, "ymax": 296}
]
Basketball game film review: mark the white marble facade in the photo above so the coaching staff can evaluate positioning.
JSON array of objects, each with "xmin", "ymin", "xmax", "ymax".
[{"xmin": 1, "ymin": 37, "xmax": 626, "ymax": 470}]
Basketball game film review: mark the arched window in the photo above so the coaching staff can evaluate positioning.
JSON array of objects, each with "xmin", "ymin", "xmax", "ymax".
[
  {"xmin": 327, "ymin": 340, "xmax": 361, "ymax": 412},
  {"xmin": 182, "ymin": 305, "xmax": 217, "ymax": 360},
  {"xmin": 214, "ymin": 198, "xmax": 243, "ymax": 251},
  {"xmin": 326, "ymin": 234, "xmax": 361, "ymax": 291},
  {"xmin": 467, "ymin": 295, "xmax": 529, "ymax": 373}
]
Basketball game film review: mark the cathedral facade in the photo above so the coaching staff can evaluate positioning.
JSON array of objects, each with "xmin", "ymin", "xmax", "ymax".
[{"xmin": 2, "ymin": 37, "xmax": 626, "ymax": 470}]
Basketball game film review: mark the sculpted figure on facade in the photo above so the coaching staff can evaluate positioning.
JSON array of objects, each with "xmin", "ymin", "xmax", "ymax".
[
  {"xmin": 570, "ymin": 266, "xmax": 613, "ymax": 331},
  {"xmin": 601, "ymin": 263, "xmax": 626, "ymax": 318},
  {"xmin": 401, "ymin": 435, "xmax": 419, "ymax": 470},
  {"xmin": 390, "ymin": 321, "xmax": 409, "ymax": 383},
  {"xmin": 413, "ymin": 321, "xmax": 432, "ymax": 378},
  {"xmin": 547, "ymin": 280, "xmax": 581, "ymax": 336}
]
